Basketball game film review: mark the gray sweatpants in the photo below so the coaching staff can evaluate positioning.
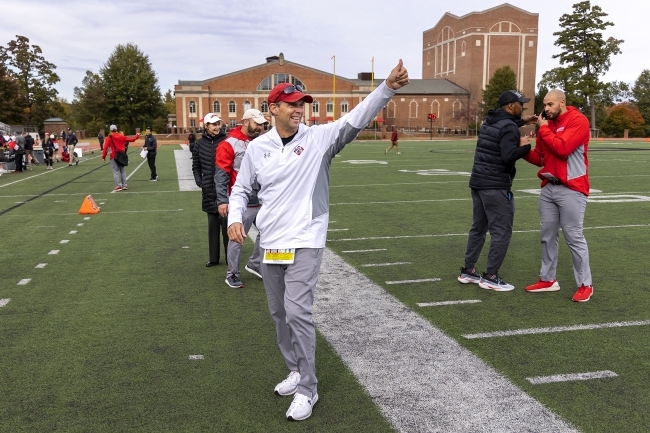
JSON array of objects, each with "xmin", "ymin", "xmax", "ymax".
[
  {"xmin": 262, "ymin": 247, "xmax": 323, "ymax": 399},
  {"xmin": 538, "ymin": 183, "xmax": 592, "ymax": 286},
  {"xmin": 464, "ymin": 188, "xmax": 514, "ymax": 275},
  {"xmin": 110, "ymin": 159, "xmax": 127, "ymax": 187},
  {"xmin": 226, "ymin": 206, "xmax": 262, "ymax": 278}
]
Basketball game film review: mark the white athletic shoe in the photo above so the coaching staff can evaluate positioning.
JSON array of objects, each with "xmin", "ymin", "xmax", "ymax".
[
  {"xmin": 274, "ymin": 371, "xmax": 300, "ymax": 396},
  {"xmin": 286, "ymin": 392, "xmax": 318, "ymax": 421}
]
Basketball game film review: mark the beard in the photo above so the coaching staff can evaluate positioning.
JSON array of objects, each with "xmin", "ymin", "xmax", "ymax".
[{"xmin": 247, "ymin": 123, "xmax": 260, "ymax": 138}]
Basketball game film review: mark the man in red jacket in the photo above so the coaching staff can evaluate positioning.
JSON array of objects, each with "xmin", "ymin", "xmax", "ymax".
[
  {"xmin": 216, "ymin": 108, "xmax": 267, "ymax": 288},
  {"xmin": 102, "ymin": 124, "xmax": 140, "ymax": 191},
  {"xmin": 385, "ymin": 127, "xmax": 400, "ymax": 154},
  {"xmin": 523, "ymin": 89, "xmax": 593, "ymax": 302}
]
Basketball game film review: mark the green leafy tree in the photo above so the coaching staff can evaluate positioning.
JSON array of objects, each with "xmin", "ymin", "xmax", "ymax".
[
  {"xmin": 600, "ymin": 103, "xmax": 645, "ymax": 137},
  {"xmin": 163, "ymin": 89, "xmax": 175, "ymax": 115},
  {"xmin": 552, "ymin": 1, "xmax": 623, "ymax": 129},
  {"xmin": 0, "ymin": 35, "xmax": 60, "ymax": 128},
  {"xmin": 100, "ymin": 43, "xmax": 164, "ymax": 132},
  {"xmin": 0, "ymin": 61, "xmax": 28, "ymax": 123},
  {"xmin": 71, "ymin": 70, "xmax": 106, "ymax": 135},
  {"xmin": 480, "ymin": 65, "xmax": 520, "ymax": 118},
  {"xmin": 631, "ymin": 69, "xmax": 650, "ymax": 135}
]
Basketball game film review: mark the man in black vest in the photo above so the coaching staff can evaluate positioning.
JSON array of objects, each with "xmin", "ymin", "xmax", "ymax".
[{"xmin": 458, "ymin": 90, "xmax": 536, "ymax": 291}]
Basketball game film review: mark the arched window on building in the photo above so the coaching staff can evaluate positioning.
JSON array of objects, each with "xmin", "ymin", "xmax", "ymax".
[
  {"xmin": 452, "ymin": 100, "xmax": 463, "ymax": 119},
  {"xmin": 409, "ymin": 100, "xmax": 418, "ymax": 118},
  {"xmin": 461, "ymin": 41, "xmax": 466, "ymax": 57},
  {"xmin": 312, "ymin": 101, "xmax": 319, "ymax": 113},
  {"xmin": 260, "ymin": 100, "xmax": 269, "ymax": 113},
  {"xmin": 341, "ymin": 100, "xmax": 348, "ymax": 114},
  {"xmin": 257, "ymin": 74, "xmax": 307, "ymax": 91},
  {"xmin": 244, "ymin": 100, "xmax": 251, "ymax": 111},
  {"xmin": 386, "ymin": 101, "xmax": 396, "ymax": 118},
  {"xmin": 430, "ymin": 100, "xmax": 440, "ymax": 118},
  {"xmin": 326, "ymin": 100, "xmax": 333, "ymax": 114},
  {"xmin": 189, "ymin": 101, "xmax": 196, "ymax": 114},
  {"xmin": 213, "ymin": 100, "xmax": 220, "ymax": 113},
  {"xmin": 228, "ymin": 101, "xmax": 236, "ymax": 114}
]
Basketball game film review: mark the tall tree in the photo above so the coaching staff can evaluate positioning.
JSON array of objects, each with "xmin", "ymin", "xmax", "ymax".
[
  {"xmin": 631, "ymin": 69, "xmax": 650, "ymax": 135},
  {"xmin": 100, "ymin": 43, "xmax": 164, "ymax": 132},
  {"xmin": 0, "ymin": 61, "xmax": 28, "ymax": 124},
  {"xmin": 480, "ymin": 65, "xmax": 520, "ymax": 118},
  {"xmin": 163, "ymin": 89, "xmax": 175, "ymax": 115},
  {"xmin": 552, "ymin": 1, "xmax": 623, "ymax": 129},
  {"xmin": 0, "ymin": 35, "xmax": 60, "ymax": 128},
  {"xmin": 71, "ymin": 70, "xmax": 106, "ymax": 134}
]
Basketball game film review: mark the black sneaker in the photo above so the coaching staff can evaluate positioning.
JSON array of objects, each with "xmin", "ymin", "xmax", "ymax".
[
  {"xmin": 225, "ymin": 275, "xmax": 244, "ymax": 288},
  {"xmin": 478, "ymin": 273, "xmax": 515, "ymax": 291},
  {"xmin": 458, "ymin": 267, "xmax": 481, "ymax": 284}
]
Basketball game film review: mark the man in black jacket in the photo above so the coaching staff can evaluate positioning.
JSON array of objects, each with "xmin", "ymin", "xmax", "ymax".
[
  {"xmin": 192, "ymin": 113, "xmax": 228, "ymax": 267},
  {"xmin": 143, "ymin": 127, "xmax": 158, "ymax": 181},
  {"xmin": 66, "ymin": 128, "xmax": 78, "ymax": 166},
  {"xmin": 458, "ymin": 90, "xmax": 537, "ymax": 291},
  {"xmin": 24, "ymin": 133, "xmax": 38, "ymax": 167}
]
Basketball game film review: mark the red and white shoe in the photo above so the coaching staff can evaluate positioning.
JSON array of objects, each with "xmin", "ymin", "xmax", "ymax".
[
  {"xmin": 113, "ymin": 186, "xmax": 122, "ymax": 192},
  {"xmin": 526, "ymin": 279, "xmax": 560, "ymax": 292},
  {"xmin": 572, "ymin": 285, "xmax": 593, "ymax": 302}
]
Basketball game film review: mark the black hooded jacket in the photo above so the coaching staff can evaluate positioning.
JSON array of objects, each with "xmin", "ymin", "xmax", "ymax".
[
  {"xmin": 192, "ymin": 129, "xmax": 227, "ymax": 213},
  {"xmin": 469, "ymin": 108, "xmax": 531, "ymax": 190}
]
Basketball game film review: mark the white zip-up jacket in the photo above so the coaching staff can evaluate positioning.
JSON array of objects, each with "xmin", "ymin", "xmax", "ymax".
[{"xmin": 228, "ymin": 81, "xmax": 397, "ymax": 249}]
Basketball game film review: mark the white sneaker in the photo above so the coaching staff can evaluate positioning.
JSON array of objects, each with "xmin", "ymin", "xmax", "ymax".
[
  {"xmin": 286, "ymin": 392, "xmax": 318, "ymax": 421},
  {"xmin": 396, "ymin": 152, "xmax": 401, "ymax": 154},
  {"xmin": 274, "ymin": 371, "xmax": 300, "ymax": 396}
]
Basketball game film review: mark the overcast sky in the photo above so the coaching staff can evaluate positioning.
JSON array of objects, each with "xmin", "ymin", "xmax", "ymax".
[{"xmin": 2, "ymin": 0, "xmax": 648, "ymax": 101}]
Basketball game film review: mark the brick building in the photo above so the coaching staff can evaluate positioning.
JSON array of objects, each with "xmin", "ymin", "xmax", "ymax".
[
  {"xmin": 175, "ymin": 53, "xmax": 470, "ymax": 135},
  {"xmin": 422, "ymin": 3, "xmax": 538, "ymax": 116}
]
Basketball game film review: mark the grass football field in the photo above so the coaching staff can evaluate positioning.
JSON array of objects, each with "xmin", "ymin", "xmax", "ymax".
[{"xmin": 1, "ymin": 138, "xmax": 649, "ymax": 432}]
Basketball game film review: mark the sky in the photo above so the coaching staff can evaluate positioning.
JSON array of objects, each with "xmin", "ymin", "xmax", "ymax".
[{"xmin": 1, "ymin": 0, "xmax": 648, "ymax": 102}]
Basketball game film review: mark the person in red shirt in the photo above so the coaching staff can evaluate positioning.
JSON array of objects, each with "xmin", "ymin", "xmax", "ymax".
[
  {"xmin": 523, "ymin": 89, "xmax": 594, "ymax": 302},
  {"xmin": 102, "ymin": 124, "xmax": 140, "ymax": 191},
  {"xmin": 385, "ymin": 128, "xmax": 400, "ymax": 154}
]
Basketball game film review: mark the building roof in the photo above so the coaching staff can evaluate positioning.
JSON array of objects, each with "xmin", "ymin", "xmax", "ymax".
[
  {"xmin": 423, "ymin": 3, "xmax": 538, "ymax": 34},
  {"xmin": 350, "ymin": 79, "xmax": 469, "ymax": 95},
  {"xmin": 44, "ymin": 117, "xmax": 66, "ymax": 122}
]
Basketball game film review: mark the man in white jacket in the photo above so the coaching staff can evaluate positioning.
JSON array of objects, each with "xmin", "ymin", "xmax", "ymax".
[{"xmin": 228, "ymin": 60, "xmax": 409, "ymax": 421}]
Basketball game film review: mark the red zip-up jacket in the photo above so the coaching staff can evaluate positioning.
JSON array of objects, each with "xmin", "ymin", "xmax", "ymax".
[
  {"xmin": 102, "ymin": 132, "xmax": 140, "ymax": 160},
  {"xmin": 524, "ymin": 106, "xmax": 590, "ymax": 195}
]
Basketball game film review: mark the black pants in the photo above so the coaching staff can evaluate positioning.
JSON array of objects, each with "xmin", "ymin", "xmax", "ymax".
[
  {"xmin": 207, "ymin": 212, "xmax": 228, "ymax": 263},
  {"xmin": 15, "ymin": 154, "xmax": 23, "ymax": 172},
  {"xmin": 44, "ymin": 150, "xmax": 53, "ymax": 167},
  {"xmin": 464, "ymin": 188, "xmax": 514, "ymax": 275},
  {"xmin": 147, "ymin": 151, "xmax": 157, "ymax": 179}
]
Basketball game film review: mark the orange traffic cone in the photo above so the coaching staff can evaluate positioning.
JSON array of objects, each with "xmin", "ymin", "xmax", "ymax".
[{"xmin": 79, "ymin": 195, "xmax": 100, "ymax": 214}]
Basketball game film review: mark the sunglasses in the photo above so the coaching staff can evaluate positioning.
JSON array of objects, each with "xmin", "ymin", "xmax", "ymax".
[{"xmin": 283, "ymin": 84, "xmax": 304, "ymax": 95}]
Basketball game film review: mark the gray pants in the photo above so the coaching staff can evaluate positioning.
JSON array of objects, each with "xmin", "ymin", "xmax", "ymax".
[
  {"xmin": 110, "ymin": 159, "xmax": 127, "ymax": 187},
  {"xmin": 227, "ymin": 206, "xmax": 262, "ymax": 277},
  {"xmin": 539, "ymin": 183, "xmax": 592, "ymax": 286},
  {"xmin": 464, "ymin": 188, "xmax": 514, "ymax": 275},
  {"xmin": 262, "ymin": 248, "xmax": 323, "ymax": 399}
]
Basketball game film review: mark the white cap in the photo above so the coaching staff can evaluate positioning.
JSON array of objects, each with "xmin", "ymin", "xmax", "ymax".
[
  {"xmin": 110, "ymin": 124, "xmax": 117, "ymax": 131},
  {"xmin": 242, "ymin": 108, "xmax": 268, "ymax": 124},
  {"xmin": 203, "ymin": 113, "xmax": 222, "ymax": 124}
]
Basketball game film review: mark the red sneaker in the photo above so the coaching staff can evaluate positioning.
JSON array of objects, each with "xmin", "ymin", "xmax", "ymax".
[
  {"xmin": 113, "ymin": 186, "xmax": 122, "ymax": 192},
  {"xmin": 572, "ymin": 285, "xmax": 593, "ymax": 302},
  {"xmin": 526, "ymin": 279, "xmax": 560, "ymax": 292}
]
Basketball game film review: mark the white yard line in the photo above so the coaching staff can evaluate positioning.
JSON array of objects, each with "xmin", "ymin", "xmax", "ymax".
[
  {"xmin": 17, "ymin": 279, "xmax": 31, "ymax": 285},
  {"xmin": 35, "ymin": 263, "xmax": 47, "ymax": 269},
  {"xmin": 463, "ymin": 320, "xmax": 650, "ymax": 340},
  {"xmin": 342, "ymin": 248, "xmax": 387, "ymax": 253},
  {"xmin": 418, "ymin": 300, "xmax": 482, "ymax": 307},
  {"xmin": 386, "ymin": 278, "xmax": 441, "ymax": 285},
  {"xmin": 329, "ymin": 223, "xmax": 650, "ymax": 242},
  {"xmin": 0, "ymin": 298, "xmax": 10, "ymax": 307},
  {"xmin": 48, "ymin": 250, "xmax": 60, "ymax": 255},
  {"xmin": 361, "ymin": 262, "xmax": 411, "ymax": 267},
  {"xmin": 527, "ymin": 371, "xmax": 618, "ymax": 385},
  {"xmin": 316, "ymin": 248, "xmax": 577, "ymax": 432},
  {"xmin": 327, "ymin": 228, "xmax": 348, "ymax": 232},
  {"xmin": 174, "ymin": 146, "xmax": 201, "ymax": 191}
]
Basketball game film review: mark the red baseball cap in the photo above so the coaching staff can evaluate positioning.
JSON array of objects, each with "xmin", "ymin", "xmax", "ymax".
[{"xmin": 268, "ymin": 83, "xmax": 313, "ymax": 104}]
